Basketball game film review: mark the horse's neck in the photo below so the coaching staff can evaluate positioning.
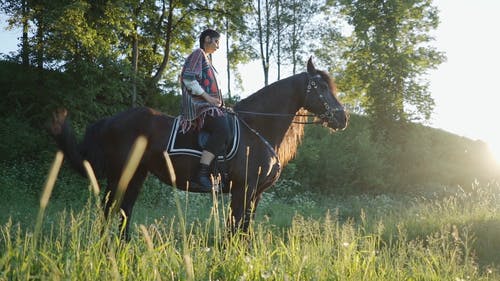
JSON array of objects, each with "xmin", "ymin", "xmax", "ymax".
[{"xmin": 236, "ymin": 74, "xmax": 307, "ymax": 164}]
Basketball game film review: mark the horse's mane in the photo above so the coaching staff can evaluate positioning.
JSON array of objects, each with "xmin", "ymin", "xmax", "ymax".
[
  {"xmin": 279, "ymin": 111, "xmax": 306, "ymax": 166},
  {"xmin": 317, "ymin": 69, "xmax": 338, "ymax": 97}
]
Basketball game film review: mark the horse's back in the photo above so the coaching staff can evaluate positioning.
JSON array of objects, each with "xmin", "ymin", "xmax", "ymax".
[
  {"xmin": 84, "ymin": 107, "xmax": 174, "ymax": 168},
  {"xmin": 95, "ymin": 107, "xmax": 171, "ymax": 136}
]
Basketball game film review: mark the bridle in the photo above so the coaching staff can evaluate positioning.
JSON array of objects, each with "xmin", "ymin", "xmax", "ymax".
[
  {"xmin": 234, "ymin": 75, "xmax": 345, "ymax": 125},
  {"xmin": 304, "ymin": 75, "xmax": 346, "ymax": 125}
]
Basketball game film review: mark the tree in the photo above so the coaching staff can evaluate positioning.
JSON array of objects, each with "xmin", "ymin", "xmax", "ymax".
[
  {"xmin": 280, "ymin": 0, "xmax": 321, "ymax": 75},
  {"xmin": 255, "ymin": 0, "xmax": 273, "ymax": 85},
  {"xmin": 1, "ymin": 0, "xmax": 238, "ymax": 102},
  {"xmin": 200, "ymin": 0, "xmax": 253, "ymax": 99},
  {"xmin": 336, "ymin": 0, "xmax": 445, "ymax": 142},
  {"xmin": 223, "ymin": 0, "xmax": 254, "ymax": 99},
  {"xmin": 275, "ymin": 0, "xmax": 281, "ymax": 79},
  {"xmin": 245, "ymin": 0, "xmax": 327, "ymax": 84},
  {"xmin": 0, "ymin": 0, "xmax": 31, "ymax": 65}
]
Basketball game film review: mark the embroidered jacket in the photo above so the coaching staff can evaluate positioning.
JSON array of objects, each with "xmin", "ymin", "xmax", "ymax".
[{"xmin": 180, "ymin": 48, "xmax": 223, "ymax": 133}]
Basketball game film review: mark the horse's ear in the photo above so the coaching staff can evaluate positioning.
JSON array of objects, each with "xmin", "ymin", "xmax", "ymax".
[
  {"xmin": 50, "ymin": 108, "xmax": 68, "ymax": 136},
  {"xmin": 307, "ymin": 56, "xmax": 316, "ymax": 74}
]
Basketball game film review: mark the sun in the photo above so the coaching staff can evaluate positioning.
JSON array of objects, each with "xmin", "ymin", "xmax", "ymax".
[{"xmin": 486, "ymin": 138, "xmax": 500, "ymax": 168}]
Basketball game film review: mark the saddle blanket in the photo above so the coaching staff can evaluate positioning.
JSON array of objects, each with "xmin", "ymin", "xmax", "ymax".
[{"xmin": 166, "ymin": 116, "xmax": 240, "ymax": 161}]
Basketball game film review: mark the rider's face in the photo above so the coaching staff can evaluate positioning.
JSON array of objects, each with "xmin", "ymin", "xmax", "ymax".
[{"xmin": 204, "ymin": 36, "xmax": 219, "ymax": 54}]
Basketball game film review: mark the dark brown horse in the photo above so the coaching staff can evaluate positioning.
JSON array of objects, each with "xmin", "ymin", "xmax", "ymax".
[{"xmin": 50, "ymin": 58, "xmax": 348, "ymax": 239}]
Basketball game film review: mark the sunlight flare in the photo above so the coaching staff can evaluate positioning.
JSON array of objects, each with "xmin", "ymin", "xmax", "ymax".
[
  {"xmin": 114, "ymin": 136, "xmax": 148, "ymax": 208},
  {"xmin": 40, "ymin": 150, "xmax": 64, "ymax": 210},
  {"xmin": 487, "ymin": 143, "xmax": 500, "ymax": 166},
  {"xmin": 83, "ymin": 160, "xmax": 100, "ymax": 195}
]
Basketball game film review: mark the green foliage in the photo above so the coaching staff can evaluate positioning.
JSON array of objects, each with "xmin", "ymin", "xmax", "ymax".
[
  {"xmin": 62, "ymin": 59, "xmax": 131, "ymax": 119},
  {"xmin": 288, "ymin": 114, "xmax": 388, "ymax": 191},
  {"xmin": 0, "ymin": 60, "xmax": 127, "ymax": 120},
  {"xmin": 279, "ymin": 0, "xmax": 323, "ymax": 73},
  {"xmin": 0, "ymin": 0, "xmax": 239, "ymax": 107},
  {"xmin": 335, "ymin": 0, "xmax": 446, "ymax": 141},
  {"xmin": 0, "ymin": 60, "xmax": 137, "ymax": 163},
  {"xmin": 147, "ymin": 92, "xmax": 182, "ymax": 116},
  {"xmin": 390, "ymin": 124, "xmax": 499, "ymax": 189},
  {"xmin": 0, "ymin": 115, "xmax": 53, "ymax": 162}
]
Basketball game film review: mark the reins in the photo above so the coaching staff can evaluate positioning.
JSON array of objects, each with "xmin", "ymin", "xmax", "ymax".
[
  {"xmin": 231, "ymin": 74, "xmax": 345, "ymax": 126},
  {"xmin": 233, "ymin": 110, "xmax": 322, "ymax": 124},
  {"xmin": 228, "ymin": 111, "xmax": 282, "ymax": 170}
]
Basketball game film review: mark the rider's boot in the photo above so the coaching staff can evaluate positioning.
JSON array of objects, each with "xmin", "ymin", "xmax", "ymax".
[
  {"xmin": 196, "ymin": 163, "xmax": 213, "ymax": 191},
  {"xmin": 192, "ymin": 150, "xmax": 215, "ymax": 192}
]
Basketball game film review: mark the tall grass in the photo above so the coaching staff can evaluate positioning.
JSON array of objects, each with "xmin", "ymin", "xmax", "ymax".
[
  {"xmin": 1, "ymin": 147, "xmax": 500, "ymax": 280},
  {"xmin": 2, "ymin": 186, "xmax": 500, "ymax": 280},
  {"xmin": 1, "ymin": 193, "xmax": 498, "ymax": 280}
]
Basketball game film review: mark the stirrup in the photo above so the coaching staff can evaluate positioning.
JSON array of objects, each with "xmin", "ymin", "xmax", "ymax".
[{"xmin": 190, "ymin": 180, "xmax": 220, "ymax": 193}]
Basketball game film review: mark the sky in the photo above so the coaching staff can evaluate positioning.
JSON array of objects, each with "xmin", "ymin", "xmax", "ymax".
[
  {"xmin": 1, "ymin": 1, "xmax": 500, "ymax": 159},
  {"xmin": 428, "ymin": 0, "xmax": 500, "ymax": 160}
]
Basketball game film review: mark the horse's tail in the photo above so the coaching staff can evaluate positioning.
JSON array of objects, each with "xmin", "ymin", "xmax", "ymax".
[{"xmin": 50, "ymin": 109, "xmax": 105, "ymax": 179}]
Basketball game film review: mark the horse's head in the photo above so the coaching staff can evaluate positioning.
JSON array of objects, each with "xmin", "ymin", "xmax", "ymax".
[{"xmin": 303, "ymin": 58, "xmax": 348, "ymax": 131}]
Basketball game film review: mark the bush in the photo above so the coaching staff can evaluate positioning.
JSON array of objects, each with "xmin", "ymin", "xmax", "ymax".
[
  {"xmin": 290, "ymin": 114, "xmax": 389, "ymax": 191},
  {"xmin": 287, "ymin": 114, "xmax": 500, "ymax": 192},
  {"xmin": 0, "ymin": 115, "xmax": 54, "ymax": 162}
]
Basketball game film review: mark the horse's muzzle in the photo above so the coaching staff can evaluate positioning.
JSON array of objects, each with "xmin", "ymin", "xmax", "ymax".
[{"xmin": 326, "ymin": 109, "xmax": 348, "ymax": 131}]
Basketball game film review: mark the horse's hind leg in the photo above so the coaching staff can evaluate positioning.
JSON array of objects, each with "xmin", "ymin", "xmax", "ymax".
[
  {"xmin": 119, "ymin": 167, "xmax": 148, "ymax": 240},
  {"xmin": 103, "ymin": 167, "xmax": 148, "ymax": 241},
  {"xmin": 103, "ymin": 176, "xmax": 119, "ymax": 222}
]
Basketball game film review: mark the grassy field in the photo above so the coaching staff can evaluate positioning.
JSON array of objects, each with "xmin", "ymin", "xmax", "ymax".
[{"xmin": 1, "ymin": 159, "xmax": 500, "ymax": 280}]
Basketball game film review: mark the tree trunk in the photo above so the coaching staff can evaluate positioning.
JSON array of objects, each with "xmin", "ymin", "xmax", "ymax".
[
  {"xmin": 21, "ymin": 0, "xmax": 29, "ymax": 66},
  {"xmin": 265, "ymin": 0, "xmax": 270, "ymax": 85},
  {"xmin": 225, "ymin": 17, "xmax": 232, "ymax": 99},
  {"xmin": 291, "ymin": 0, "xmax": 297, "ymax": 75},
  {"xmin": 151, "ymin": 0, "xmax": 174, "ymax": 85},
  {"xmin": 35, "ymin": 15, "xmax": 44, "ymax": 70},
  {"xmin": 131, "ymin": 26, "xmax": 139, "ymax": 106},
  {"xmin": 257, "ymin": 0, "xmax": 269, "ymax": 86},
  {"xmin": 275, "ymin": 0, "xmax": 281, "ymax": 80}
]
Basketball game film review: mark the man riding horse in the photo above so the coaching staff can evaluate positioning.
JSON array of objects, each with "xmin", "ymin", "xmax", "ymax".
[
  {"xmin": 50, "ymin": 37, "xmax": 348, "ymax": 239},
  {"xmin": 180, "ymin": 29, "xmax": 230, "ymax": 192}
]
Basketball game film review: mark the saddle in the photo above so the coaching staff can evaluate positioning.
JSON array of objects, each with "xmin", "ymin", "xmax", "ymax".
[{"xmin": 166, "ymin": 113, "xmax": 240, "ymax": 161}]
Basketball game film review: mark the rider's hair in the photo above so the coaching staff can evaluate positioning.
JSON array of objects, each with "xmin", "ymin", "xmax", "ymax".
[{"xmin": 199, "ymin": 29, "xmax": 220, "ymax": 49}]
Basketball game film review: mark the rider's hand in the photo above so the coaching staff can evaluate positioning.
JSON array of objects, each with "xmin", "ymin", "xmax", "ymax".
[{"xmin": 202, "ymin": 93, "xmax": 222, "ymax": 107}]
